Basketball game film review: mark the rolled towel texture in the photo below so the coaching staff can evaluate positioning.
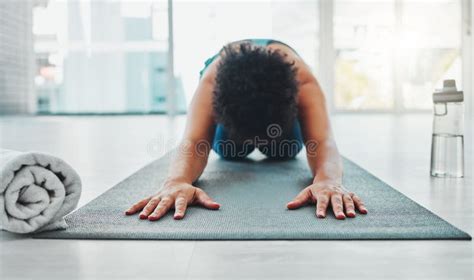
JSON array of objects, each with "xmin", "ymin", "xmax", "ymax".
[{"xmin": 0, "ymin": 149, "xmax": 81, "ymax": 233}]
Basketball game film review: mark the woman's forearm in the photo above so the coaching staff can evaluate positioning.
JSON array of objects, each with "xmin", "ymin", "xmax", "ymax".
[
  {"xmin": 165, "ymin": 140, "xmax": 211, "ymax": 186},
  {"xmin": 306, "ymin": 139, "xmax": 343, "ymax": 184}
]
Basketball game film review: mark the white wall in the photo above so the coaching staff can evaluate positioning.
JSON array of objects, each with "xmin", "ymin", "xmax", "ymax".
[
  {"xmin": 0, "ymin": 1, "xmax": 35, "ymax": 114},
  {"xmin": 467, "ymin": 0, "xmax": 474, "ymax": 123},
  {"xmin": 462, "ymin": 0, "xmax": 473, "ymax": 123}
]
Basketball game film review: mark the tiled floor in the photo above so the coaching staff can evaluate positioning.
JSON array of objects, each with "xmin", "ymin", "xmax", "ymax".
[{"xmin": 0, "ymin": 114, "xmax": 472, "ymax": 279}]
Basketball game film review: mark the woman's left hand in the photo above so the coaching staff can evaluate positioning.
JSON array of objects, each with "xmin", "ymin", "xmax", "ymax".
[{"xmin": 286, "ymin": 180, "xmax": 368, "ymax": 219}]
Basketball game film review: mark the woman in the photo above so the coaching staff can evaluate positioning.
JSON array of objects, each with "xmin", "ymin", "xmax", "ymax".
[{"xmin": 125, "ymin": 39, "xmax": 368, "ymax": 221}]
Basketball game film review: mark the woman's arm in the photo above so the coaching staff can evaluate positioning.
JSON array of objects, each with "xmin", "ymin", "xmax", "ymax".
[
  {"xmin": 165, "ymin": 76, "xmax": 216, "ymax": 185},
  {"xmin": 298, "ymin": 78, "xmax": 343, "ymax": 185},
  {"xmin": 125, "ymin": 62, "xmax": 221, "ymax": 221},
  {"xmin": 287, "ymin": 66, "xmax": 368, "ymax": 219}
]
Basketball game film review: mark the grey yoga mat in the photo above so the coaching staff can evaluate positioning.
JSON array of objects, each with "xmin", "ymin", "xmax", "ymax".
[{"xmin": 35, "ymin": 152, "xmax": 471, "ymax": 240}]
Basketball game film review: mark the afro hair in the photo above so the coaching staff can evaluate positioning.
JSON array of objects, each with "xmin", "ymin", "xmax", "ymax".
[{"xmin": 212, "ymin": 42, "xmax": 299, "ymax": 141}]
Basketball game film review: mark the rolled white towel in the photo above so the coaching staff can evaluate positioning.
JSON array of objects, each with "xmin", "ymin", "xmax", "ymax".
[{"xmin": 0, "ymin": 149, "xmax": 81, "ymax": 233}]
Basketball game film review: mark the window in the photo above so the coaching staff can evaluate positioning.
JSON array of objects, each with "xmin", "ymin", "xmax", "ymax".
[
  {"xmin": 173, "ymin": 0, "xmax": 319, "ymax": 107},
  {"xmin": 32, "ymin": 0, "xmax": 320, "ymax": 114},
  {"xmin": 333, "ymin": 0, "xmax": 462, "ymax": 111},
  {"xmin": 26, "ymin": 0, "xmax": 465, "ymax": 114},
  {"xmin": 33, "ymin": 0, "xmax": 182, "ymax": 113},
  {"xmin": 398, "ymin": 0, "xmax": 462, "ymax": 110}
]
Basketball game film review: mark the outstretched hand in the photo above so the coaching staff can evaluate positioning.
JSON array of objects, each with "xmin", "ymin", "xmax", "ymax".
[
  {"xmin": 125, "ymin": 181, "xmax": 220, "ymax": 220},
  {"xmin": 287, "ymin": 180, "xmax": 367, "ymax": 219}
]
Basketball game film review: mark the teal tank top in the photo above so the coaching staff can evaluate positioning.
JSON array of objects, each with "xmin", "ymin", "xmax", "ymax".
[{"xmin": 199, "ymin": 39, "xmax": 298, "ymax": 78}]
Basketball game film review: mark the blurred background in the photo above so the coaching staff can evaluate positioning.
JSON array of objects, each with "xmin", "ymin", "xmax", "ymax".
[{"xmin": 0, "ymin": 0, "xmax": 472, "ymax": 115}]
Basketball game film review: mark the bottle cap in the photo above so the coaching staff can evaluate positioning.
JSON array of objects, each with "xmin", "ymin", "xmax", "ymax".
[{"xmin": 433, "ymin": 80, "xmax": 464, "ymax": 103}]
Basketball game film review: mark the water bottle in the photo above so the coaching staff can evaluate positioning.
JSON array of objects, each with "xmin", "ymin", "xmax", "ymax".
[{"xmin": 430, "ymin": 80, "xmax": 464, "ymax": 178}]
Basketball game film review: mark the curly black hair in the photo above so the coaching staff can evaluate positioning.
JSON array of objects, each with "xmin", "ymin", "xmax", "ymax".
[{"xmin": 212, "ymin": 43, "xmax": 299, "ymax": 141}]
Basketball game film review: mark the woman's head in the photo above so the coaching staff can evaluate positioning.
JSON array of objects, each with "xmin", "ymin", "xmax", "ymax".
[{"xmin": 212, "ymin": 43, "xmax": 299, "ymax": 141}]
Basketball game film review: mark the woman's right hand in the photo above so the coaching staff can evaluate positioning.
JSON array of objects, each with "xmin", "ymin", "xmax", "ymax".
[{"xmin": 125, "ymin": 180, "xmax": 220, "ymax": 221}]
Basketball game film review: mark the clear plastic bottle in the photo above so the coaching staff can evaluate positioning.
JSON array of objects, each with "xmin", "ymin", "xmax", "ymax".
[{"xmin": 430, "ymin": 80, "xmax": 464, "ymax": 178}]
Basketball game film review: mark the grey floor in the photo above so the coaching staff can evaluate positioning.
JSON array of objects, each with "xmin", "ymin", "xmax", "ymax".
[{"xmin": 0, "ymin": 114, "xmax": 472, "ymax": 279}]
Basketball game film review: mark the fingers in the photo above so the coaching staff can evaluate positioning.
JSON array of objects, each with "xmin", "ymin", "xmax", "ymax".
[
  {"xmin": 352, "ymin": 194, "xmax": 368, "ymax": 214},
  {"xmin": 343, "ymin": 194, "xmax": 356, "ymax": 218},
  {"xmin": 331, "ymin": 194, "xmax": 346, "ymax": 220},
  {"xmin": 173, "ymin": 196, "xmax": 188, "ymax": 220},
  {"xmin": 315, "ymin": 194, "xmax": 330, "ymax": 218},
  {"xmin": 125, "ymin": 197, "xmax": 151, "ymax": 215},
  {"xmin": 148, "ymin": 198, "xmax": 173, "ymax": 221},
  {"xmin": 139, "ymin": 198, "xmax": 161, "ymax": 219},
  {"xmin": 194, "ymin": 188, "xmax": 220, "ymax": 210},
  {"xmin": 130, "ymin": 187, "xmax": 220, "ymax": 222},
  {"xmin": 287, "ymin": 189, "xmax": 311, "ymax": 209},
  {"xmin": 290, "ymin": 183, "xmax": 366, "ymax": 220}
]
